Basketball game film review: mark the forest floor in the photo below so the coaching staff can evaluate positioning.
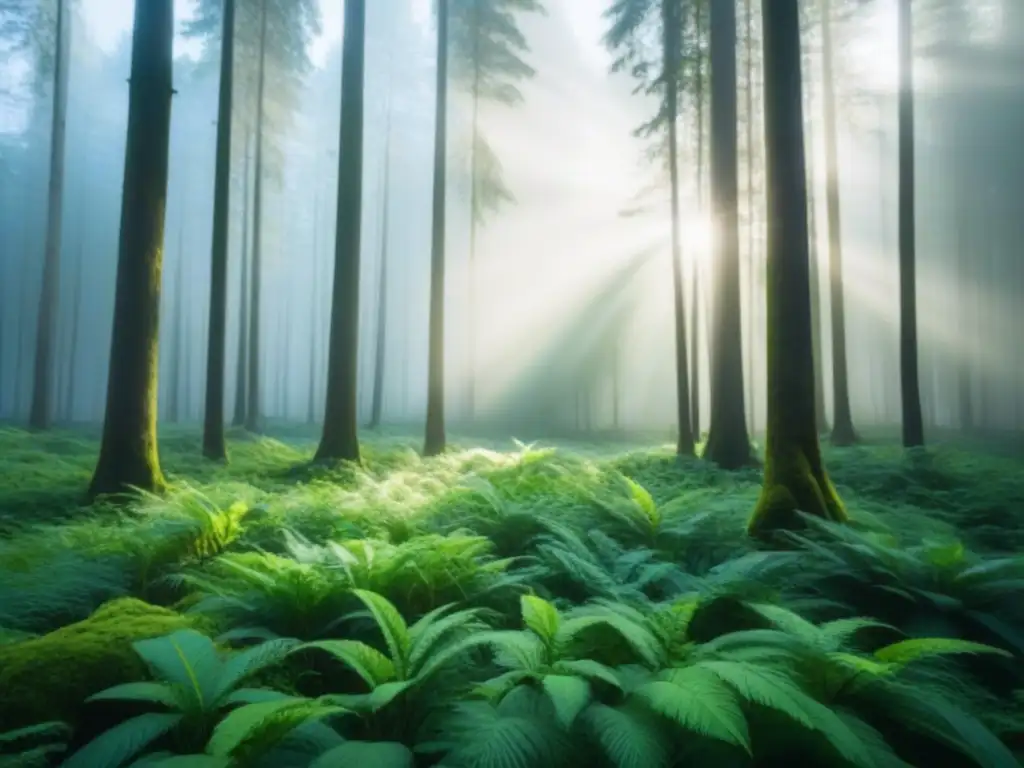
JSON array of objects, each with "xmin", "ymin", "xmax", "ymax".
[{"xmin": 1, "ymin": 425, "xmax": 1023, "ymax": 767}]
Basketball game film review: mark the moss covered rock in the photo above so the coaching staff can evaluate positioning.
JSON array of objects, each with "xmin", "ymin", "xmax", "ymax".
[{"xmin": 0, "ymin": 597, "xmax": 200, "ymax": 731}]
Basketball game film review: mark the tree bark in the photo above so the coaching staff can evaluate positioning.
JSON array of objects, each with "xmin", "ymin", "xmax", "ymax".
[
  {"xmin": 898, "ymin": 0, "xmax": 925, "ymax": 448},
  {"xmin": 820, "ymin": 0, "xmax": 856, "ymax": 445},
  {"xmin": 29, "ymin": 0, "xmax": 71, "ymax": 430},
  {"xmin": 664, "ymin": 0, "xmax": 693, "ymax": 456},
  {"xmin": 316, "ymin": 0, "xmax": 366, "ymax": 463},
  {"xmin": 202, "ymin": 0, "xmax": 236, "ymax": 459},
  {"xmin": 743, "ymin": 0, "xmax": 757, "ymax": 437},
  {"xmin": 88, "ymin": 0, "xmax": 174, "ymax": 499},
  {"xmin": 690, "ymin": 0, "xmax": 704, "ymax": 440},
  {"xmin": 749, "ymin": 0, "xmax": 846, "ymax": 538},
  {"xmin": 245, "ymin": 0, "xmax": 268, "ymax": 434},
  {"xmin": 424, "ymin": 0, "xmax": 450, "ymax": 457},
  {"xmin": 704, "ymin": 0, "xmax": 751, "ymax": 469}
]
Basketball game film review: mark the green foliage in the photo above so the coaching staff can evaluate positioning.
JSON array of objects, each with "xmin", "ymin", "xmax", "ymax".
[{"xmin": 1, "ymin": 429, "xmax": 1023, "ymax": 766}]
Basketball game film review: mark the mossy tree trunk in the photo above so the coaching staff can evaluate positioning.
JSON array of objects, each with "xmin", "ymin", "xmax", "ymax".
[
  {"xmin": 88, "ymin": 0, "xmax": 174, "ymax": 500},
  {"xmin": 424, "ymin": 0, "xmax": 450, "ymax": 458},
  {"xmin": 664, "ymin": 0, "xmax": 694, "ymax": 457},
  {"xmin": 202, "ymin": 0, "xmax": 236, "ymax": 461},
  {"xmin": 820, "ymin": 0, "xmax": 856, "ymax": 446},
  {"xmin": 28, "ymin": 0, "xmax": 71, "ymax": 431},
  {"xmin": 897, "ymin": 0, "xmax": 924, "ymax": 448},
  {"xmin": 749, "ymin": 0, "xmax": 846, "ymax": 539},
  {"xmin": 704, "ymin": 0, "xmax": 751, "ymax": 469},
  {"xmin": 245, "ymin": 1, "xmax": 268, "ymax": 434},
  {"xmin": 315, "ymin": 0, "xmax": 366, "ymax": 463}
]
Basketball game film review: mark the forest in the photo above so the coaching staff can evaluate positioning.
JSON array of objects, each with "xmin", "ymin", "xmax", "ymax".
[{"xmin": 0, "ymin": 0, "xmax": 1022, "ymax": 765}]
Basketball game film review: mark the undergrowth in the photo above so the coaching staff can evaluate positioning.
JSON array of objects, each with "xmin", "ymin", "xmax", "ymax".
[{"xmin": 0, "ymin": 426, "xmax": 1021, "ymax": 767}]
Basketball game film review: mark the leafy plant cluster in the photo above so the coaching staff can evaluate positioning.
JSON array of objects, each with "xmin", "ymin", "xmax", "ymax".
[{"xmin": 0, "ymin": 428, "xmax": 1022, "ymax": 767}]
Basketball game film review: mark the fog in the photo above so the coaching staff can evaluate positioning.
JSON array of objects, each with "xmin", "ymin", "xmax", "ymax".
[{"xmin": 1, "ymin": 0, "xmax": 1021, "ymax": 443}]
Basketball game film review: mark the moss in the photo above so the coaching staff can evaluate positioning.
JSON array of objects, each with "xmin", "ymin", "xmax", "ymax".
[
  {"xmin": 0, "ymin": 597, "xmax": 200, "ymax": 730},
  {"xmin": 748, "ymin": 443, "xmax": 847, "ymax": 539}
]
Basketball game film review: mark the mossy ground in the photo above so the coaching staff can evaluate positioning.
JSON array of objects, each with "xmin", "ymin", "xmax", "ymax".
[{"xmin": 1, "ymin": 424, "xmax": 1022, "ymax": 764}]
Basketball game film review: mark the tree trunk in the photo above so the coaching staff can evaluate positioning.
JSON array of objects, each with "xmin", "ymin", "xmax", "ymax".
[
  {"xmin": 743, "ymin": 0, "xmax": 757, "ymax": 437},
  {"xmin": 232, "ymin": 133, "xmax": 252, "ymax": 428},
  {"xmin": 167, "ymin": 234, "xmax": 184, "ymax": 423},
  {"xmin": 29, "ymin": 0, "xmax": 71, "ymax": 430},
  {"xmin": 63, "ymin": 240, "xmax": 83, "ymax": 422},
  {"xmin": 664, "ymin": 0, "xmax": 694, "ymax": 456},
  {"xmin": 897, "ymin": 0, "xmax": 924, "ymax": 448},
  {"xmin": 202, "ymin": 0, "xmax": 236, "ymax": 459},
  {"xmin": 749, "ymin": 0, "xmax": 846, "ymax": 539},
  {"xmin": 369, "ymin": 119, "xmax": 392, "ymax": 430},
  {"xmin": 466, "ymin": 0, "xmax": 482, "ymax": 422},
  {"xmin": 955, "ymin": 178, "xmax": 973, "ymax": 432},
  {"xmin": 316, "ymin": 0, "xmax": 366, "ymax": 463},
  {"xmin": 690, "ymin": 0, "xmax": 704, "ymax": 440},
  {"xmin": 307, "ymin": 194, "xmax": 320, "ymax": 426},
  {"xmin": 424, "ymin": 0, "xmax": 450, "ymax": 457},
  {"xmin": 182, "ymin": 284, "xmax": 193, "ymax": 420},
  {"xmin": 88, "ymin": 0, "xmax": 174, "ymax": 499},
  {"xmin": 245, "ymin": 0, "xmax": 268, "ymax": 434},
  {"xmin": 704, "ymin": 0, "xmax": 751, "ymax": 469},
  {"xmin": 820, "ymin": 0, "xmax": 856, "ymax": 445}
]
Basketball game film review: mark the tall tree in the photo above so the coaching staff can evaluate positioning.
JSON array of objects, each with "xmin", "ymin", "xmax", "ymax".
[
  {"xmin": 167, "ymin": 236, "xmax": 184, "ymax": 424},
  {"xmin": 603, "ymin": 0, "xmax": 694, "ymax": 455},
  {"xmin": 368, "ymin": 118, "xmax": 392, "ymax": 431},
  {"xmin": 28, "ymin": 0, "xmax": 70, "ymax": 430},
  {"xmin": 316, "ymin": 0, "xmax": 366, "ymax": 463},
  {"xmin": 897, "ymin": 0, "xmax": 924, "ymax": 448},
  {"xmin": 88, "ymin": 0, "xmax": 174, "ymax": 499},
  {"xmin": 62, "ymin": 240, "xmax": 82, "ymax": 422},
  {"xmin": 202, "ymin": 0, "xmax": 236, "ymax": 460},
  {"xmin": 819, "ymin": 0, "xmax": 856, "ymax": 445},
  {"xmin": 749, "ymin": 0, "xmax": 846, "ymax": 538},
  {"xmin": 424, "ymin": 0, "xmax": 451, "ymax": 457},
  {"xmin": 703, "ymin": 0, "xmax": 751, "ymax": 468},
  {"xmin": 232, "ymin": 134, "xmax": 252, "ymax": 428},
  {"xmin": 690, "ymin": 0, "xmax": 706, "ymax": 440}
]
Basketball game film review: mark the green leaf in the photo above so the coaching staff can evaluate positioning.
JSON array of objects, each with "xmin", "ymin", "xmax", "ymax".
[
  {"xmin": 128, "ymin": 755, "xmax": 232, "ymax": 767},
  {"xmin": 309, "ymin": 741, "xmax": 414, "ymax": 768},
  {"xmin": 873, "ymin": 637, "xmax": 1012, "ymax": 665},
  {"xmin": 299, "ymin": 639, "xmax": 396, "ymax": 688},
  {"xmin": 636, "ymin": 668, "xmax": 750, "ymax": 752},
  {"xmin": 581, "ymin": 702, "xmax": 670, "ymax": 768},
  {"xmin": 213, "ymin": 638, "xmax": 300, "ymax": 701},
  {"xmin": 132, "ymin": 631, "xmax": 221, "ymax": 711},
  {"xmin": 62, "ymin": 713, "xmax": 183, "ymax": 768},
  {"xmin": 87, "ymin": 682, "xmax": 185, "ymax": 710},
  {"xmin": 551, "ymin": 659, "xmax": 622, "ymax": 689},
  {"xmin": 206, "ymin": 698, "xmax": 343, "ymax": 759},
  {"xmin": 541, "ymin": 675, "xmax": 591, "ymax": 729},
  {"xmin": 521, "ymin": 595, "xmax": 560, "ymax": 643},
  {"xmin": 350, "ymin": 590, "xmax": 411, "ymax": 678},
  {"xmin": 222, "ymin": 688, "xmax": 295, "ymax": 706},
  {"xmin": 407, "ymin": 606, "xmax": 482, "ymax": 676}
]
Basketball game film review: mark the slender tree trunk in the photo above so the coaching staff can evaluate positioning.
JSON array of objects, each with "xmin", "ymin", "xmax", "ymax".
[
  {"xmin": 232, "ymin": 133, "xmax": 252, "ymax": 428},
  {"xmin": 897, "ymin": 0, "xmax": 924, "ymax": 448},
  {"xmin": 316, "ymin": 0, "xmax": 366, "ymax": 463},
  {"xmin": 307, "ymin": 195, "xmax": 319, "ymax": 426},
  {"xmin": 690, "ymin": 0, "xmax": 704, "ymax": 440},
  {"xmin": 424, "ymin": 0, "xmax": 450, "ymax": 457},
  {"xmin": 183, "ymin": 286, "xmax": 193, "ymax": 420},
  {"xmin": 369, "ymin": 120, "xmax": 392, "ymax": 430},
  {"xmin": 29, "ymin": 0, "xmax": 71, "ymax": 430},
  {"xmin": 245, "ymin": 1, "xmax": 269, "ymax": 433},
  {"xmin": 664, "ymin": 0, "xmax": 693, "ymax": 456},
  {"xmin": 749, "ymin": 0, "xmax": 846, "ymax": 538},
  {"xmin": 88, "ymin": 0, "xmax": 174, "ymax": 499},
  {"xmin": 167, "ymin": 234, "xmax": 184, "ymax": 423},
  {"xmin": 806, "ymin": 116, "xmax": 828, "ymax": 433},
  {"xmin": 743, "ymin": 0, "xmax": 757, "ymax": 437},
  {"xmin": 202, "ymin": 0, "xmax": 236, "ymax": 459},
  {"xmin": 63, "ymin": 240, "xmax": 83, "ymax": 422},
  {"xmin": 704, "ymin": 0, "xmax": 751, "ymax": 469},
  {"xmin": 820, "ymin": 0, "xmax": 856, "ymax": 445},
  {"xmin": 465, "ymin": 0, "xmax": 483, "ymax": 421}
]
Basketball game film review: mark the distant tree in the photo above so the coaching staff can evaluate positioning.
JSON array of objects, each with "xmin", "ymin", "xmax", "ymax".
[
  {"xmin": 201, "ymin": 0, "xmax": 236, "ymax": 460},
  {"xmin": 703, "ymin": 0, "xmax": 752, "ymax": 469},
  {"xmin": 603, "ymin": 0, "xmax": 696, "ymax": 456},
  {"xmin": 316, "ymin": 0, "xmax": 366, "ymax": 464},
  {"xmin": 749, "ymin": 0, "xmax": 846, "ymax": 538},
  {"xmin": 897, "ymin": 0, "xmax": 924, "ymax": 448},
  {"xmin": 369, "ymin": 112, "xmax": 393, "ymax": 431},
  {"xmin": 88, "ymin": 0, "xmax": 174, "ymax": 499},
  {"xmin": 20, "ymin": 0, "xmax": 70, "ymax": 430},
  {"xmin": 232, "ymin": 133, "xmax": 252, "ymax": 428},
  {"xmin": 424, "ymin": 0, "xmax": 452, "ymax": 457},
  {"xmin": 166, "ymin": 232, "xmax": 185, "ymax": 424}
]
